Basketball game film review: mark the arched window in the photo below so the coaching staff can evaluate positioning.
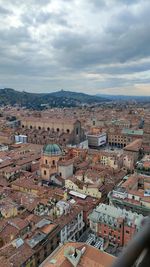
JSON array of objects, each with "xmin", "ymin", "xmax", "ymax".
[
  {"xmin": 52, "ymin": 160, "xmax": 55, "ymax": 165},
  {"xmin": 57, "ymin": 128, "xmax": 60, "ymax": 132},
  {"xmin": 45, "ymin": 159, "xmax": 48, "ymax": 164},
  {"xmin": 67, "ymin": 129, "xmax": 70, "ymax": 134},
  {"xmin": 30, "ymin": 125, "xmax": 32, "ymax": 129},
  {"xmin": 47, "ymin": 127, "xmax": 50, "ymax": 131},
  {"xmin": 22, "ymin": 125, "xmax": 24, "ymax": 128},
  {"xmin": 38, "ymin": 126, "xmax": 41, "ymax": 130},
  {"xmin": 44, "ymin": 170, "xmax": 46, "ymax": 175}
]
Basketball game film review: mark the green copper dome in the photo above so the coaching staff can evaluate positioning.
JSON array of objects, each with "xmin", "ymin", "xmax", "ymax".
[{"xmin": 43, "ymin": 144, "xmax": 62, "ymax": 156}]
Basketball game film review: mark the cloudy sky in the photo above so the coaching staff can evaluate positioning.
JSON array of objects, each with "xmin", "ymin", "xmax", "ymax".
[{"xmin": 0, "ymin": 0, "xmax": 150, "ymax": 96}]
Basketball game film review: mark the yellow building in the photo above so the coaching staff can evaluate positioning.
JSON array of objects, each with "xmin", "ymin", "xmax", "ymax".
[
  {"xmin": 0, "ymin": 204, "xmax": 18, "ymax": 218},
  {"xmin": 21, "ymin": 117, "xmax": 77, "ymax": 133},
  {"xmin": 11, "ymin": 183, "xmax": 39, "ymax": 196},
  {"xmin": 40, "ymin": 143, "xmax": 63, "ymax": 180},
  {"xmin": 65, "ymin": 177, "xmax": 102, "ymax": 199}
]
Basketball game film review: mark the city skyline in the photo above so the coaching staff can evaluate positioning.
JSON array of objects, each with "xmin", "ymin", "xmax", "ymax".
[{"xmin": 0, "ymin": 0, "xmax": 150, "ymax": 96}]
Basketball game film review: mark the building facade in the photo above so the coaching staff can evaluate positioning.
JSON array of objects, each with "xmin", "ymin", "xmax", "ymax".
[
  {"xmin": 40, "ymin": 143, "xmax": 63, "ymax": 180},
  {"xmin": 142, "ymin": 116, "xmax": 150, "ymax": 154},
  {"xmin": 89, "ymin": 203, "xmax": 144, "ymax": 246},
  {"xmin": 19, "ymin": 118, "xmax": 85, "ymax": 146}
]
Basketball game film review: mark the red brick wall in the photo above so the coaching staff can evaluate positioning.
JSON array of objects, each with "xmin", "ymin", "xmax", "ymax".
[
  {"xmin": 97, "ymin": 222, "xmax": 124, "ymax": 246},
  {"xmin": 123, "ymin": 225, "xmax": 136, "ymax": 246}
]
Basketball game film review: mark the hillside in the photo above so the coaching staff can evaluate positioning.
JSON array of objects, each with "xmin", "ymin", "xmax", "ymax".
[
  {"xmin": 96, "ymin": 93, "xmax": 150, "ymax": 102},
  {"xmin": 0, "ymin": 88, "xmax": 109, "ymax": 109},
  {"xmin": 50, "ymin": 90, "xmax": 108, "ymax": 103}
]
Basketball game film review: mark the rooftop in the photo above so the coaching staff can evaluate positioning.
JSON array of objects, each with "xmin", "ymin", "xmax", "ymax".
[
  {"xmin": 89, "ymin": 203, "xmax": 144, "ymax": 228},
  {"xmin": 27, "ymin": 232, "xmax": 46, "ymax": 248},
  {"xmin": 40, "ymin": 242, "xmax": 115, "ymax": 267},
  {"xmin": 122, "ymin": 129, "xmax": 143, "ymax": 136},
  {"xmin": 43, "ymin": 143, "xmax": 62, "ymax": 156}
]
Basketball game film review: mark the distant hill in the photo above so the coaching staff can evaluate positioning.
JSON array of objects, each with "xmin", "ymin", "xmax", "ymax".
[
  {"xmin": 0, "ymin": 88, "xmax": 109, "ymax": 109},
  {"xmin": 50, "ymin": 90, "xmax": 109, "ymax": 103},
  {"xmin": 96, "ymin": 93, "xmax": 150, "ymax": 102}
]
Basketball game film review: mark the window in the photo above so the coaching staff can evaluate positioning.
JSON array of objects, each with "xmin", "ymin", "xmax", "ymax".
[
  {"xmin": 76, "ymin": 128, "xmax": 79, "ymax": 135},
  {"xmin": 22, "ymin": 125, "xmax": 24, "ymax": 128},
  {"xmin": 38, "ymin": 126, "xmax": 41, "ymax": 130},
  {"xmin": 47, "ymin": 127, "xmax": 50, "ymax": 131},
  {"xmin": 79, "ymin": 223, "xmax": 82, "ymax": 229},
  {"xmin": 45, "ymin": 159, "xmax": 48, "ymax": 164},
  {"xmin": 44, "ymin": 251, "xmax": 47, "ymax": 258},
  {"xmin": 44, "ymin": 170, "xmax": 46, "ymax": 175},
  {"xmin": 126, "ymin": 230, "xmax": 130, "ymax": 234},
  {"xmin": 67, "ymin": 129, "xmax": 70, "ymax": 133},
  {"xmin": 57, "ymin": 128, "xmax": 60, "ymax": 132},
  {"xmin": 52, "ymin": 160, "xmax": 55, "ymax": 165},
  {"xmin": 37, "ymin": 252, "xmax": 40, "ymax": 258},
  {"xmin": 30, "ymin": 125, "xmax": 32, "ymax": 129}
]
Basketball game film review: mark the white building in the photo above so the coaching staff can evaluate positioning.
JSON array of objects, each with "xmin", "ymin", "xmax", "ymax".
[
  {"xmin": 15, "ymin": 134, "xmax": 27, "ymax": 143},
  {"xmin": 58, "ymin": 160, "xmax": 73, "ymax": 179},
  {"xmin": 87, "ymin": 133, "xmax": 106, "ymax": 148},
  {"xmin": 60, "ymin": 207, "xmax": 85, "ymax": 243},
  {"xmin": 0, "ymin": 144, "xmax": 8, "ymax": 151}
]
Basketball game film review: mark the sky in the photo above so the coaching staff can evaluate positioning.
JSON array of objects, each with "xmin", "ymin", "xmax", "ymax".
[{"xmin": 0, "ymin": 0, "xmax": 150, "ymax": 96}]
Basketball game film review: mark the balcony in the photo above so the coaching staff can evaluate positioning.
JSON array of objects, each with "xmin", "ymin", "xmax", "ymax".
[
  {"xmin": 111, "ymin": 217, "xmax": 150, "ymax": 267},
  {"xmin": 68, "ymin": 223, "xmax": 78, "ymax": 234},
  {"xmin": 109, "ymin": 193, "xmax": 150, "ymax": 216}
]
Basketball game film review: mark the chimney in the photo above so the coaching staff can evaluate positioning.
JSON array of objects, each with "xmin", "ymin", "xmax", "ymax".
[
  {"xmin": 64, "ymin": 246, "xmax": 82, "ymax": 267},
  {"xmin": 74, "ymin": 248, "xmax": 78, "ymax": 258}
]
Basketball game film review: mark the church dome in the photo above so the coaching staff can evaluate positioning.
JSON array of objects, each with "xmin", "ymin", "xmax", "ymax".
[{"xmin": 43, "ymin": 144, "xmax": 62, "ymax": 156}]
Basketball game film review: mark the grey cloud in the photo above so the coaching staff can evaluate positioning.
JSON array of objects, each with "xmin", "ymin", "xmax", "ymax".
[
  {"xmin": 51, "ymin": 2, "xmax": 150, "ymax": 70},
  {"xmin": 0, "ymin": 6, "xmax": 11, "ymax": 14},
  {"xmin": 116, "ymin": 0, "xmax": 141, "ymax": 5},
  {"xmin": 0, "ymin": 0, "xmax": 150, "ymax": 94},
  {"xmin": 1, "ymin": 0, "xmax": 51, "ymax": 5},
  {"xmin": 88, "ymin": 0, "xmax": 106, "ymax": 9},
  {"xmin": 94, "ymin": 61, "xmax": 150, "ymax": 75},
  {"xmin": 0, "ymin": 27, "xmax": 30, "ymax": 45},
  {"xmin": 22, "ymin": 9, "xmax": 69, "ymax": 27},
  {"xmin": 34, "ymin": 12, "xmax": 68, "ymax": 26}
]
